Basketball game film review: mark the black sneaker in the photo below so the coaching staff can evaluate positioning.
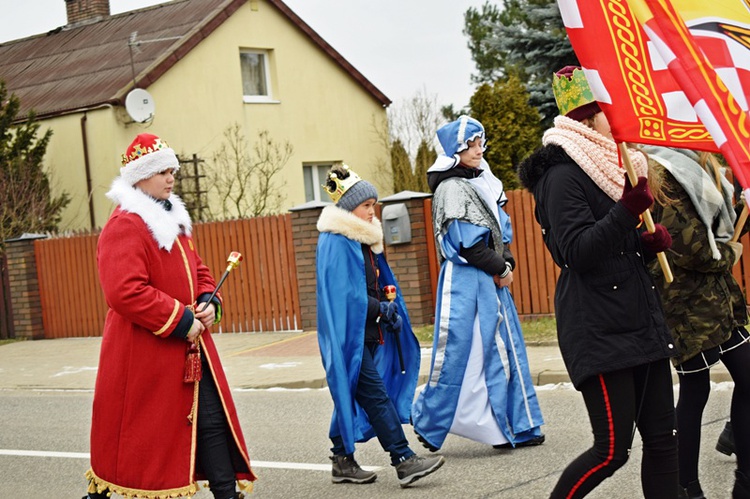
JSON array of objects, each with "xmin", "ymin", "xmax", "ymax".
[
  {"xmin": 493, "ymin": 434, "xmax": 545, "ymax": 449},
  {"xmin": 415, "ymin": 430, "xmax": 440, "ymax": 452},
  {"xmin": 330, "ymin": 455, "xmax": 377, "ymax": 484},
  {"xmin": 716, "ymin": 421, "xmax": 735, "ymax": 456},
  {"xmin": 395, "ymin": 454, "xmax": 445, "ymax": 487}
]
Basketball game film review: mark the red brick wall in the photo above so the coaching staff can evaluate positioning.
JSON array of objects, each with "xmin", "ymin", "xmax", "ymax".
[
  {"xmin": 65, "ymin": 0, "xmax": 110, "ymax": 25},
  {"xmin": 381, "ymin": 197, "xmax": 435, "ymax": 326},
  {"xmin": 290, "ymin": 205, "xmax": 324, "ymax": 331},
  {"xmin": 5, "ymin": 236, "xmax": 47, "ymax": 339}
]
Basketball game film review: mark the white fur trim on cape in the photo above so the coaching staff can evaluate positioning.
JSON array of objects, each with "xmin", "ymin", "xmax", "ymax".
[
  {"xmin": 316, "ymin": 205, "xmax": 384, "ymax": 254},
  {"xmin": 106, "ymin": 176, "xmax": 192, "ymax": 251},
  {"xmin": 120, "ymin": 148, "xmax": 180, "ymax": 186}
]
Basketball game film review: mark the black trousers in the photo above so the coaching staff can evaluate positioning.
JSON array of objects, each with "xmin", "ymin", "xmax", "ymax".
[
  {"xmin": 197, "ymin": 368, "xmax": 239, "ymax": 499},
  {"xmin": 676, "ymin": 334, "xmax": 750, "ymax": 486},
  {"xmin": 550, "ymin": 359, "xmax": 679, "ymax": 499},
  {"xmin": 86, "ymin": 367, "xmax": 240, "ymax": 499}
]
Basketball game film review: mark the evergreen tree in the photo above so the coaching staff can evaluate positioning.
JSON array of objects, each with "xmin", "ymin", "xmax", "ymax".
[
  {"xmin": 464, "ymin": 0, "xmax": 578, "ymax": 128},
  {"xmin": 470, "ymin": 76, "xmax": 542, "ymax": 190},
  {"xmin": 390, "ymin": 139, "xmax": 414, "ymax": 192},
  {"xmin": 413, "ymin": 140, "xmax": 436, "ymax": 193},
  {"xmin": 0, "ymin": 81, "xmax": 70, "ymax": 251}
]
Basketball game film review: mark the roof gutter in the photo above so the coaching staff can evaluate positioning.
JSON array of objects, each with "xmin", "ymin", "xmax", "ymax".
[{"xmin": 80, "ymin": 113, "xmax": 96, "ymax": 229}]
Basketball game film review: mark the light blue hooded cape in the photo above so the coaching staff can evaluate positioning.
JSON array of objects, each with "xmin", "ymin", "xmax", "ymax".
[{"xmin": 412, "ymin": 164, "xmax": 543, "ymax": 449}]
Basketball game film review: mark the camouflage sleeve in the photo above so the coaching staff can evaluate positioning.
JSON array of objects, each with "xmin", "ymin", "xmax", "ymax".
[{"xmin": 660, "ymin": 184, "xmax": 734, "ymax": 274}]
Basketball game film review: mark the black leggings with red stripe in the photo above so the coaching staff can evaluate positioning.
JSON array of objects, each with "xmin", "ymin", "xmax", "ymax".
[{"xmin": 550, "ymin": 359, "xmax": 679, "ymax": 499}]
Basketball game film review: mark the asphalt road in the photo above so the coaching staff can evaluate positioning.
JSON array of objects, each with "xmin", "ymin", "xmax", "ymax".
[{"xmin": 0, "ymin": 385, "xmax": 738, "ymax": 498}]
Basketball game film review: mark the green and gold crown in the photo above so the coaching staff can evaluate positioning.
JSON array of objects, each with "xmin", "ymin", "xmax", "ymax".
[
  {"xmin": 323, "ymin": 165, "xmax": 362, "ymax": 203},
  {"xmin": 552, "ymin": 68, "xmax": 596, "ymax": 117}
]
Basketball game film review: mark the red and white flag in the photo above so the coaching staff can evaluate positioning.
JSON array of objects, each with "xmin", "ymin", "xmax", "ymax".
[{"xmin": 557, "ymin": 0, "xmax": 750, "ymax": 188}]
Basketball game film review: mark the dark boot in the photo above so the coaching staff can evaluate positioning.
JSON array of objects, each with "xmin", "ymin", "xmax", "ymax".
[
  {"xmin": 82, "ymin": 489, "xmax": 110, "ymax": 499},
  {"xmin": 415, "ymin": 430, "xmax": 439, "ymax": 452},
  {"xmin": 330, "ymin": 455, "xmax": 377, "ymax": 484},
  {"xmin": 734, "ymin": 470, "xmax": 750, "ymax": 499},
  {"xmin": 678, "ymin": 480, "xmax": 706, "ymax": 499},
  {"xmin": 718, "ymin": 421, "xmax": 736, "ymax": 456}
]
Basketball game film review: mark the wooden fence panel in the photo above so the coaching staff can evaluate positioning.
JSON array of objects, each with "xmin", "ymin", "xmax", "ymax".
[
  {"xmin": 38, "ymin": 214, "xmax": 300, "ymax": 338},
  {"xmin": 36, "ymin": 233, "xmax": 107, "ymax": 339},
  {"xmin": 35, "ymin": 195, "xmax": 750, "ymax": 337}
]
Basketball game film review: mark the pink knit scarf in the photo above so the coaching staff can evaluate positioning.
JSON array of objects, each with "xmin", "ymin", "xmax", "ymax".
[{"xmin": 542, "ymin": 115, "xmax": 648, "ymax": 201}]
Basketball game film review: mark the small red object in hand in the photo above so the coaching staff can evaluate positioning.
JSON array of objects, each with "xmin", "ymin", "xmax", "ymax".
[{"xmin": 183, "ymin": 342, "xmax": 202, "ymax": 383}]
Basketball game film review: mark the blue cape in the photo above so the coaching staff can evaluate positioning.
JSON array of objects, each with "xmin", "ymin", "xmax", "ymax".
[{"xmin": 316, "ymin": 232, "xmax": 420, "ymax": 455}]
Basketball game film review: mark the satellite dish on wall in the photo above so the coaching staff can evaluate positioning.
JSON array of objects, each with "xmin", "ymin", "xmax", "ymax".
[{"xmin": 125, "ymin": 88, "xmax": 155, "ymax": 123}]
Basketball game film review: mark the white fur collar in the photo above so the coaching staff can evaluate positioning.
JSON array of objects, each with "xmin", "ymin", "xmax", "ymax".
[
  {"xmin": 316, "ymin": 205, "xmax": 384, "ymax": 254},
  {"xmin": 106, "ymin": 176, "xmax": 192, "ymax": 251}
]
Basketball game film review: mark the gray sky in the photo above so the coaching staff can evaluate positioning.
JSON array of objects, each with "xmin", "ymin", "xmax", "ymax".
[{"xmin": 0, "ymin": 0, "xmax": 487, "ymax": 110}]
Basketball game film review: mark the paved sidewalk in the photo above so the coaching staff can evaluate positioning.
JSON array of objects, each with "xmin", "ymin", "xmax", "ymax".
[{"xmin": 0, "ymin": 331, "xmax": 732, "ymax": 391}]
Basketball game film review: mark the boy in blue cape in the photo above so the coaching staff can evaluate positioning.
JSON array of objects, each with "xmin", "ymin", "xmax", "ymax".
[{"xmin": 316, "ymin": 165, "xmax": 445, "ymax": 487}]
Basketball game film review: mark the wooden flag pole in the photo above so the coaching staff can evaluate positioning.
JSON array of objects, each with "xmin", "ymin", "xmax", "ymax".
[
  {"xmin": 618, "ymin": 143, "xmax": 674, "ymax": 283},
  {"xmin": 732, "ymin": 204, "xmax": 748, "ymax": 243}
]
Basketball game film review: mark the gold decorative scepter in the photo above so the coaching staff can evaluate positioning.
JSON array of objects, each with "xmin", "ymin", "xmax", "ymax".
[
  {"xmin": 205, "ymin": 251, "xmax": 243, "ymax": 306},
  {"xmin": 184, "ymin": 251, "xmax": 243, "ymax": 384}
]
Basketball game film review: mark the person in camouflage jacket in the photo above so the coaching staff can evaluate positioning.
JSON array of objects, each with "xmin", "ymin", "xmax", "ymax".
[{"xmin": 646, "ymin": 146, "xmax": 750, "ymax": 499}]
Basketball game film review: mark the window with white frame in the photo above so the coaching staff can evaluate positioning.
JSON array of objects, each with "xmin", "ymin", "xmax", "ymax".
[
  {"xmin": 240, "ymin": 50, "xmax": 273, "ymax": 102},
  {"xmin": 303, "ymin": 163, "xmax": 335, "ymax": 202}
]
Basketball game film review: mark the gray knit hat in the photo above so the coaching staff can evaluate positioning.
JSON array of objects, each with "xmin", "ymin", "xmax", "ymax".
[
  {"xmin": 323, "ymin": 165, "xmax": 378, "ymax": 211},
  {"xmin": 337, "ymin": 179, "xmax": 378, "ymax": 211}
]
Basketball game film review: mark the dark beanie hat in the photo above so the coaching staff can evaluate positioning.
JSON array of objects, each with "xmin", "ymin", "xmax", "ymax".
[{"xmin": 337, "ymin": 179, "xmax": 378, "ymax": 212}]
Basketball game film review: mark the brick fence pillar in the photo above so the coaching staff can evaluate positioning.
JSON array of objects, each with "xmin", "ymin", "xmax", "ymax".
[
  {"xmin": 379, "ymin": 191, "xmax": 434, "ymax": 327},
  {"xmin": 4, "ymin": 233, "xmax": 47, "ymax": 340},
  {"xmin": 289, "ymin": 202, "xmax": 326, "ymax": 331}
]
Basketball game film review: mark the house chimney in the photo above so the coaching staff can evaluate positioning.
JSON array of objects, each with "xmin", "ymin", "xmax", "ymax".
[{"xmin": 65, "ymin": 0, "xmax": 110, "ymax": 26}]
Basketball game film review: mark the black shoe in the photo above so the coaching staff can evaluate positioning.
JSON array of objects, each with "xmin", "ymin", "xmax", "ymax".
[
  {"xmin": 677, "ymin": 480, "xmax": 706, "ymax": 499},
  {"xmin": 735, "ymin": 470, "xmax": 750, "ymax": 499},
  {"xmin": 493, "ymin": 434, "xmax": 545, "ymax": 449},
  {"xmin": 415, "ymin": 430, "xmax": 439, "ymax": 452},
  {"xmin": 83, "ymin": 490, "xmax": 110, "ymax": 499},
  {"xmin": 330, "ymin": 455, "xmax": 377, "ymax": 484},
  {"xmin": 717, "ymin": 421, "xmax": 736, "ymax": 457},
  {"xmin": 395, "ymin": 454, "xmax": 445, "ymax": 487}
]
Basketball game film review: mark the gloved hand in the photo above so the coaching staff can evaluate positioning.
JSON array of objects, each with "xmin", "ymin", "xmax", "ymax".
[
  {"xmin": 728, "ymin": 241, "xmax": 743, "ymax": 266},
  {"xmin": 620, "ymin": 175, "xmax": 654, "ymax": 217},
  {"xmin": 641, "ymin": 224, "xmax": 672, "ymax": 253},
  {"xmin": 387, "ymin": 313, "xmax": 403, "ymax": 333},
  {"xmin": 379, "ymin": 301, "xmax": 398, "ymax": 324}
]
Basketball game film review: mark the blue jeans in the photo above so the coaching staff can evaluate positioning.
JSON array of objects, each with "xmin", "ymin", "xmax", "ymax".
[{"xmin": 331, "ymin": 343, "xmax": 414, "ymax": 465}]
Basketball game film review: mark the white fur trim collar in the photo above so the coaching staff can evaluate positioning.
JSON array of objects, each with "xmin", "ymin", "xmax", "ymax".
[
  {"xmin": 106, "ymin": 176, "xmax": 192, "ymax": 251},
  {"xmin": 316, "ymin": 205, "xmax": 384, "ymax": 254}
]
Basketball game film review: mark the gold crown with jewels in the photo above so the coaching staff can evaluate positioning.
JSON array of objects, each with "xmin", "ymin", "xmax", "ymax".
[
  {"xmin": 323, "ymin": 165, "xmax": 362, "ymax": 203},
  {"xmin": 121, "ymin": 136, "xmax": 171, "ymax": 167}
]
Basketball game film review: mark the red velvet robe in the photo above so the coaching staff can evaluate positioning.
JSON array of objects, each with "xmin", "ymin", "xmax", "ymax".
[{"xmin": 88, "ymin": 182, "xmax": 255, "ymax": 498}]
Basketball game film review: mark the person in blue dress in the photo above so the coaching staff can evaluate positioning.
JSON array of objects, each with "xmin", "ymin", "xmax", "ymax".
[{"xmin": 412, "ymin": 116, "xmax": 544, "ymax": 451}]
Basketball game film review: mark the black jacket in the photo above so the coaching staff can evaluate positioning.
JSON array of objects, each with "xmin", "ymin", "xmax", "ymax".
[{"xmin": 517, "ymin": 144, "xmax": 675, "ymax": 388}]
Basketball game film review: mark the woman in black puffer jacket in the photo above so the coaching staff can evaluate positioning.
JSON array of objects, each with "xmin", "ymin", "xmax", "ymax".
[{"xmin": 517, "ymin": 66, "xmax": 678, "ymax": 499}]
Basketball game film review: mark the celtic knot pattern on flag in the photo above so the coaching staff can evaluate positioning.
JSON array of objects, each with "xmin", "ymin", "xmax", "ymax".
[{"xmin": 557, "ymin": 0, "xmax": 750, "ymax": 188}]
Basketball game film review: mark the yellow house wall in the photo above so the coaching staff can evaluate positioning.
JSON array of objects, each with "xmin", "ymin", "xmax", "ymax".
[{"xmin": 40, "ymin": 0, "xmax": 390, "ymax": 230}]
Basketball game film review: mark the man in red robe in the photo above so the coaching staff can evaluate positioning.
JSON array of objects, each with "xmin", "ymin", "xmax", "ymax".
[{"xmin": 84, "ymin": 133, "xmax": 255, "ymax": 499}]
